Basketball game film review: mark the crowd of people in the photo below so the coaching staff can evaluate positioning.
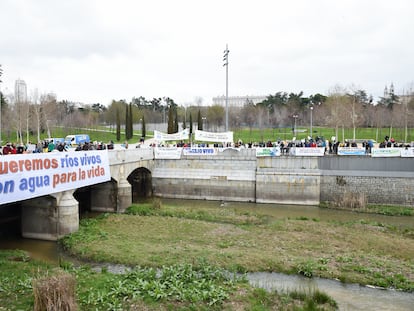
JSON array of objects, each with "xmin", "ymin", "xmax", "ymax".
[
  {"xmin": 0, "ymin": 140, "xmax": 114, "ymax": 155},
  {"xmin": 1, "ymin": 135, "xmax": 412, "ymax": 156}
]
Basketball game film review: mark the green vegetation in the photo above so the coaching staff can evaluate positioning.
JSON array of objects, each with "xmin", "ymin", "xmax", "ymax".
[
  {"xmin": 320, "ymin": 202, "xmax": 414, "ymax": 216},
  {"xmin": 0, "ymin": 249, "xmax": 337, "ymax": 310},
  {"xmin": 61, "ymin": 202, "xmax": 414, "ymax": 292},
  {"xmin": 2, "ymin": 201, "xmax": 413, "ymax": 309},
  {"xmin": 18, "ymin": 125, "xmax": 413, "ymax": 146}
]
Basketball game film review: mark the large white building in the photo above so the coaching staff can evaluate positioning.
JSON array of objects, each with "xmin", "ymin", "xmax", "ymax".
[
  {"xmin": 14, "ymin": 79, "xmax": 27, "ymax": 104},
  {"xmin": 212, "ymin": 95, "xmax": 267, "ymax": 107}
]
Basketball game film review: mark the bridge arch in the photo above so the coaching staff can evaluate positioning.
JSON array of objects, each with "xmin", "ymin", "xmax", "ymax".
[
  {"xmin": 127, "ymin": 167, "xmax": 153, "ymax": 202},
  {"xmin": 74, "ymin": 178, "xmax": 118, "ymax": 213}
]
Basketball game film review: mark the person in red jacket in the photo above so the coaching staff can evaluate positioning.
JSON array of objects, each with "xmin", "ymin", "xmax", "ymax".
[{"xmin": 2, "ymin": 142, "xmax": 13, "ymax": 155}]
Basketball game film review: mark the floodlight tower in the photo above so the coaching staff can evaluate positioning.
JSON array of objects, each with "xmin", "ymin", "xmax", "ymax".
[{"xmin": 223, "ymin": 44, "xmax": 229, "ymax": 132}]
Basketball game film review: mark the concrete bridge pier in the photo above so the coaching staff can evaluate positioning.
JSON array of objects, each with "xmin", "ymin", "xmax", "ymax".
[
  {"xmin": 116, "ymin": 165, "xmax": 132, "ymax": 213},
  {"xmin": 21, "ymin": 190, "xmax": 78, "ymax": 241}
]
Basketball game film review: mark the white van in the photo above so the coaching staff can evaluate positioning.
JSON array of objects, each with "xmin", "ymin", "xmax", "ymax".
[{"xmin": 64, "ymin": 134, "xmax": 90, "ymax": 146}]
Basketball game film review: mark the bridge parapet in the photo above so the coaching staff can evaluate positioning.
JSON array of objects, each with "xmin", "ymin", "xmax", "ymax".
[{"xmin": 108, "ymin": 148, "xmax": 154, "ymax": 164}]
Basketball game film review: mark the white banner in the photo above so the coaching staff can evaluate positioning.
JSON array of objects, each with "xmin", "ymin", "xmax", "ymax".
[
  {"xmin": 182, "ymin": 147, "xmax": 217, "ymax": 156},
  {"xmin": 289, "ymin": 147, "xmax": 325, "ymax": 156},
  {"xmin": 194, "ymin": 130, "xmax": 233, "ymax": 142},
  {"xmin": 337, "ymin": 147, "xmax": 366, "ymax": 156},
  {"xmin": 154, "ymin": 129, "xmax": 189, "ymax": 141},
  {"xmin": 256, "ymin": 147, "xmax": 281, "ymax": 157},
  {"xmin": 401, "ymin": 147, "xmax": 414, "ymax": 157},
  {"xmin": 154, "ymin": 147, "xmax": 182, "ymax": 159},
  {"xmin": 371, "ymin": 148, "xmax": 401, "ymax": 157},
  {"xmin": 0, "ymin": 150, "xmax": 111, "ymax": 205}
]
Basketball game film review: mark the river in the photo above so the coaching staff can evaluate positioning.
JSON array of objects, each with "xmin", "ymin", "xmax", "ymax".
[{"xmin": 1, "ymin": 199, "xmax": 413, "ymax": 310}]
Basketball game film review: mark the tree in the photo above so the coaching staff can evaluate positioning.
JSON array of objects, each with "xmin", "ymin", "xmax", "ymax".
[
  {"xmin": 167, "ymin": 107, "xmax": 174, "ymax": 133},
  {"xmin": 378, "ymin": 83, "xmax": 400, "ymax": 138},
  {"xmin": 207, "ymin": 105, "xmax": 224, "ymax": 131},
  {"xmin": 241, "ymin": 102, "xmax": 257, "ymax": 139},
  {"xmin": 378, "ymin": 83, "xmax": 399, "ymax": 110},
  {"xmin": 345, "ymin": 88, "xmax": 367, "ymax": 141},
  {"xmin": 182, "ymin": 106, "xmax": 187, "ymax": 130},
  {"xmin": 309, "ymin": 93, "xmax": 328, "ymax": 105},
  {"xmin": 174, "ymin": 110, "xmax": 179, "ymax": 133},
  {"xmin": 197, "ymin": 110, "xmax": 203, "ymax": 130},
  {"xmin": 116, "ymin": 108, "xmax": 121, "ymax": 141},
  {"xmin": 141, "ymin": 115, "xmax": 146, "ymax": 139},
  {"xmin": 128, "ymin": 103, "xmax": 133, "ymax": 140},
  {"xmin": 325, "ymin": 85, "xmax": 348, "ymax": 141},
  {"xmin": 189, "ymin": 113, "xmax": 193, "ymax": 141},
  {"xmin": 125, "ymin": 102, "xmax": 129, "ymax": 140}
]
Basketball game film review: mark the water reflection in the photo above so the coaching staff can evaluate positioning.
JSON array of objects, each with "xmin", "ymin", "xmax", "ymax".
[
  {"xmin": 163, "ymin": 198, "xmax": 414, "ymax": 229},
  {"xmin": 0, "ymin": 237, "xmax": 59, "ymax": 264},
  {"xmin": 248, "ymin": 272, "xmax": 414, "ymax": 311}
]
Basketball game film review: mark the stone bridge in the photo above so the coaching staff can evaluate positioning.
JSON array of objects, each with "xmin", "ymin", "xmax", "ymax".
[
  {"xmin": 2, "ymin": 148, "xmax": 413, "ymax": 241},
  {"xmin": 13, "ymin": 149, "xmax": 155, "ymax": 241}
]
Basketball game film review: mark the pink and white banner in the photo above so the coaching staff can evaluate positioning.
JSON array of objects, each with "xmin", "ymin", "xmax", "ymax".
[{"xmin": 0, "ymin": 150, "xmax": 111, "ymax": 205}]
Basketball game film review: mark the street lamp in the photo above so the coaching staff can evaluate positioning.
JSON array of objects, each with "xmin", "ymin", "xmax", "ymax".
[
  {"xmin": 310, "ymin": 106, "xmax": 313, "ymax": 139},
  {"xmin": 293, "ymin": 114, "xmax": 298, "ymax": 138}
]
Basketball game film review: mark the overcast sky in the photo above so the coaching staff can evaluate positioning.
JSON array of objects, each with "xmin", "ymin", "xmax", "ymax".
[{"xmin": 1, "ymin": 0, "xmax": 413, "ymax": 106}]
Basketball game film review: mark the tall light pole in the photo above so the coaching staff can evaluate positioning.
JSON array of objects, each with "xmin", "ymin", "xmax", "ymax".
[
  {"xmin": 223, "ymin": 44, "xmax": 229, "ymax": 132},
  {"xmin": 310, "ymin": 106, "xmax": 313, "ymax": 139}
]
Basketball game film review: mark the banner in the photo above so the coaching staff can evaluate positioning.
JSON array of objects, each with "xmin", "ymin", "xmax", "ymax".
[
  {"xmin": 194, "ymin": 130, "xmax": 233, "ymax": 142},
  {"xmin": 0, "ymin": 150, "xmax": 111, "ymax": 205},
  {"xmin": 401, "ymin": 147, "xmax": 414, "ymax": 157},
  {"xmin": 154, "ymin": 129, "xmax": 189, "ymax": 141},
  {"xmin": 256, "ymin": 147, "xmax": 281, "ymax": 157},
  {"xmin": 337, "ymin": 147, "xmax": 366, "ymax": 156},
  {"xmin": 154, "ymin": 147, "xmax": 182, "ymax": 159},
  {"xmin": 182, "ymin": 147, "xmax": 217, "ymax": 156},
  {"xmin": 371, "ymin": 148, "xmax": 401, "ymax": 157},
  {"xmin": 289, "ymin": 147, "xmax": 325, "ymax": 156}
]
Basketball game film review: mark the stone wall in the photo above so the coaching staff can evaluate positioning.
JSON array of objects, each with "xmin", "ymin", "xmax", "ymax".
[
  {"xmin": 256, "ymin": 157, "xmax": 320, "ymax": 205},
  {"xmin": 320, "ymin": 175, "xmax": 414, "ymax": 206},
  {"xmin": 150, "ymin": 150, "xmax": 414, "ymax": 206},
  {"xmin": 318, "ymin": 157, "xmax": 414, "ymax": 206},
  {"xmin": 152, "ymin": 149, "xmax": 257, "ymax": 202}
]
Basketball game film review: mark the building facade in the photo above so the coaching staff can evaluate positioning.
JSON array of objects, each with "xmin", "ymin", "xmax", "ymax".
[
  {"xmin": 14, "ymin": 79, "xmax": 27, "ymax": 104},
  {"xmin": 212, "ymin": 95, "xmax": 267, "ymax": 108}
]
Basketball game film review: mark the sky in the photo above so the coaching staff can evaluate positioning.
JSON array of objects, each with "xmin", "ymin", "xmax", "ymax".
[{"xmin": 1, "ymin": 0, "xmax": 413, "ymax": 106}]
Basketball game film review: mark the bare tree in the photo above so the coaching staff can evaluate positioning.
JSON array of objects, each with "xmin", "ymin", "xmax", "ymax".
[
  {"xmin": 30, "ymin": 89, "xmax": 42, "ymax": 143},
  {"xmin": 325, "ymin": 85, "xmax": 348, "ymax": 141},
  {"xmin": 207, "ymin": 105, "xmax": 224, "ymax": 131},
  {"xmin": 241, "ymin": 103, "xmax": 257, "ymax": 140}
]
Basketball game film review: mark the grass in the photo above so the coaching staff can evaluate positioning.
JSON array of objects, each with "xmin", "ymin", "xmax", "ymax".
[
  {"xmin": 10, "ymin": 125, "xmax": 414, "ymax": 145},
  {"xmin": 0, "ymin": 250, "xmax": 338, "ymax": 310},
  {"xmin": 320, "ymin": 202, "xmax": 414, "ymax": 216},
  {"xmin": 60, "ymin": 201, "xmax": 414, "ymax": 291}
]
